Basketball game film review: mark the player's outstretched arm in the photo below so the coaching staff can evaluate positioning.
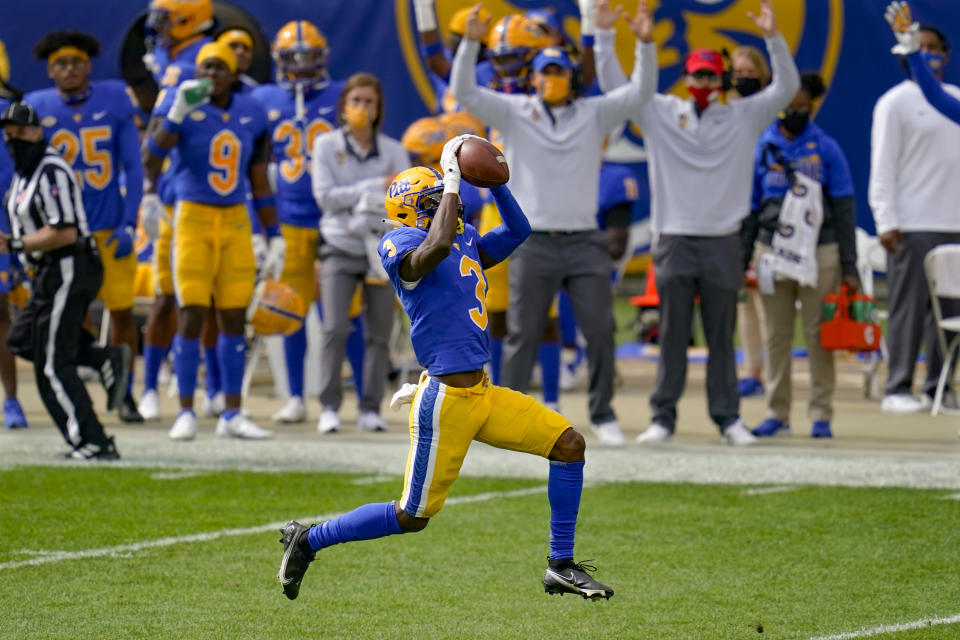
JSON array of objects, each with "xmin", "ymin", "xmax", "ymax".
[
  {"xmin": 478, "ymin": 184, "xmax": 531, "ymax": 269},
  {"xmin": 414, "ymin": 0, "xmax": 451, "ymax": 79}
]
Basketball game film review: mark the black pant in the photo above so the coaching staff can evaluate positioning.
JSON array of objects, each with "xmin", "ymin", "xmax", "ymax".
[{"xmin": 7, "ymin": 247, "xmax": 110, "ymax": 448}]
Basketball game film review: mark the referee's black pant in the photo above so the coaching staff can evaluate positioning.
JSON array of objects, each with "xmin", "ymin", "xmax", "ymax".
[{"xmin": 7, "ymin": 244, "xmax": 111, "ymax": 448}]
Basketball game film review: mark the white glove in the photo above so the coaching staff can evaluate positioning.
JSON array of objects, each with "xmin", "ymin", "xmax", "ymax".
[
  {"xmin": 140, "ymin": 193, "xmax": 165, "ymax": 241},
  {"xmin": 885, "ymin": 1, "xmax": 920, "ymax": 55},
  {"xmin": 579, "ymin": 0, "xmax": 597, "ymax": 37},
  {"xmin": 251, "ymin": 233, "xmax": 267, "ymax": 271},
  {"xmin": 263, "ymin": 235, "xmax": 287, "ymax": 281},
  {"xmin": 167, "ymin": 78, "xmax": 211, "ymax": 124},
  {"xmin": 440, "ymin": 135, "xmax": 466, "ymax": 195},
  {"xmin": 413, "ymin": 0, "xmax": 437, "ymax": 32},
  {"xmin": 390, "ymin": 383, "xmax": 420, "ymax": 411}
]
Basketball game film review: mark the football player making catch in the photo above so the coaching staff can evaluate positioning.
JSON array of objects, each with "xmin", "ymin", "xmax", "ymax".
[{"xmin": 276, "ymin": 135, "xmax": 614, "ymax": 601}]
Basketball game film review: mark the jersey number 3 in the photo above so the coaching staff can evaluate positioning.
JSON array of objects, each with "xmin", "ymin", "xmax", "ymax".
[{"xmin": 459, "ymin": 256, "xmax": 487, "ymax": 330}]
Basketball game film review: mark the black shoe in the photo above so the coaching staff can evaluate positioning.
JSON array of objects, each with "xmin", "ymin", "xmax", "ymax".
[
  {"xmin": 543, "ymin": 558, "xmax": 614, "ymax": 600},
  {"xmin": 278, "ymin": 521, "xmax": 316, "ymax": 600},
  {"xmin": 62, "ymin": 436, "xmax": 121, "ymax": 461},
  {"xmin": 118, "ymin": 394, "xmax": 144, "ymax": 423},
  {"xmin": 101, "ymin": 345, "xmax": 131, "ymax": 412}
]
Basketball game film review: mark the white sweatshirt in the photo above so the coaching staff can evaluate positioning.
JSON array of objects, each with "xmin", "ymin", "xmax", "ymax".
[
  {"xmin": 595, "ymin": 29, "xmax": 799, "ymax": 236},
  {"xmin": 868, "ymin": 80, "xmax": 960, "ymax": 235},
  {"xmin": 450, "ymin": 38, "xmax": 657, "ymax": 231}
]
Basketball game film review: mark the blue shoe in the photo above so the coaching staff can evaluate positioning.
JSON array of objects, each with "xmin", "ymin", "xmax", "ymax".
[
  {"xmin": 811, "ymin": 420, "xmax": 833, "ymax": 438},
  {"xmin": 4, "ymin": 398, "xmax": 27, "ymax": 429},
  {"xmin": 751, "ymin": 418, "xmax": 789, "ymax": 437},
  {"xmin": 738, "ymin": 377, "xmax": 764, "ymax": 397}
]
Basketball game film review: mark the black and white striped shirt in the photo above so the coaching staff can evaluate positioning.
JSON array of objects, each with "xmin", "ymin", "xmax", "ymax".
[{"xmin": 4, "ymin": 149, "xmax": 91, "ymax": 249}]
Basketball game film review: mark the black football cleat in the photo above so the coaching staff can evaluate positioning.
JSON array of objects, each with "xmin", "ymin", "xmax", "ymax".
[
  {"xmin": 62, "ymin": 437, "xmax": 121, "ymax": 461},
  {"xmin": 278, "ymin": 520, "xmax": 316, "ymax": 600},
  {"xmin": 101, "ymin": 345, "xmax": 131, "ymax": 412},
  {"xmin": 543, "ymin": 558, "xmax": 614, "ymax": 600},
  {"xmin": 118, "ymin": 393, "xmax": 144, "ymax": 423}
]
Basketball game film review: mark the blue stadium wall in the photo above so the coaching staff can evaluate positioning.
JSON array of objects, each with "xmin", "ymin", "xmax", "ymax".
[{"xmin": 1, "ymin": 0, "xmax": 957, "ymax": 233}]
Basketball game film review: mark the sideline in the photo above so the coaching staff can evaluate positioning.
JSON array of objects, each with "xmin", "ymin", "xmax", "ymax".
[{"xmin": 806, "ymin": 614, "xmax": 960, "ymax": 640}]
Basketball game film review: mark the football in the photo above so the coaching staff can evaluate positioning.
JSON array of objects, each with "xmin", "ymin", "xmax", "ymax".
[{"xmin": 456, "ymin": 137, "xmax": 509, "ymax": 188}]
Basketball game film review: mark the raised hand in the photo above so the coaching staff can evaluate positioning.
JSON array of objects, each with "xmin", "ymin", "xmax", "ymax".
[
  {"xmin": 747, "ymin": 0, "xmax": 777, "ymax": 38},
  {"xmin": 595, "ymin": 0, "xmax": 622, "ymax": 31},
  {"xmin": 464, "ymin": 4, "xmax": 491, "ymax": 42},
  {"xmin": 626, "ymin": 0, "xmax": 654, "ymax": 43},
  {"xmin": 885, "ymin": 1, "xmax": 920, "ymax": 55}
]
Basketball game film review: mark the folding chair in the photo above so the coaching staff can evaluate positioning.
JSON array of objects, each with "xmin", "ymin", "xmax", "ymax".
[{"xmin": 922, "ymin": 244, "xmax": 960, "ymax": 416}]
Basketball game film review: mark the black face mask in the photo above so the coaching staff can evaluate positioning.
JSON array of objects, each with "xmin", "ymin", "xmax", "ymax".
[
  {"xmin": 779, "ymin": 110, "xmax": 810, "ymax": 136},
  {"xmin": 734, "ymin": 77, "xmax": 762, "ymax": 97},
  {"xmin": 6, "ymin": 138, "xmax": 46, "ymax": 175}
]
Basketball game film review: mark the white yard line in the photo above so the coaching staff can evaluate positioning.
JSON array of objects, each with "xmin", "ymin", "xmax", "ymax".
[
  {"xmin": 741, "ymin": 486, "xmax": 800, "ymax": 496},
  {"xmin": 350, "ymin": 475, "xmax": 399, "ymax": 485},
  {"xmin": 150, "ymin": 471, "xmax": 214, "ymax": 480},
  {"xmin": 806, "ymin": 613, "xmax": 960, "ymax": 640},
  {"xmin": 0, "ymin": 485, "xmax": 547, "ymax": 572},
  {"xmin": 941, "ymin": 492, "xmax": 960, "ymax": 501}
]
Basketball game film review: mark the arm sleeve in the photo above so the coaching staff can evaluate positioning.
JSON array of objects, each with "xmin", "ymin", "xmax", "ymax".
[
  {"xmin": 740, "ymin": 33, "xmax": 801, "ymax": 130},
  {"xmin": 39, "ymin": 166, "xmax": 79, "ymax": 229},
  {"xmin": 310, "ymin": 136, "xmax": 374, "ymax": 211},
  {"xmin": 117, "ymin": 115, "xmax": 143, "ymax": 228},
  {"xmin": 477, "ymin": 184, "xmax": 532, "ymax": 265},
  {"xmin": 906, "ymin": 51, "xmax": 960, "ymax": 125},
  {"xmin": 831, "ymin": 195, "xmax": 858, "ymax": 276},
  {"xmin": 449, "ymin": 39, "xmax": 517, "ymax": 133},
  {"xmin": 867, "ymin": 94, "xmax": 901, "ymax": 235},
  {"xmin": 594, "ymin": 29, "xmax": 628, "ymax": 92},
  {"xmin": 593, "ymin": 40, "xmax": 658, "ymax": 133}
]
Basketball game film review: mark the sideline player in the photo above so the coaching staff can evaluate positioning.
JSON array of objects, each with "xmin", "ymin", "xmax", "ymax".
[
  {"xmin": 26, "ymin": 31, "xmax": 144, "ymax": 422},
  {"xmin": 276, "ymin": 136, "xmax": 614, "ymax": 601},
  {"xmin": 143, "ymin": 42, "xmax": 283, "ymax": 440},
  {"xmin": 252, "ymin": 21, "xmax": 343, "ymax": 424},
  {"xmin": 217, "ymin": 28, "xmax": 258, "ymax": 94}
]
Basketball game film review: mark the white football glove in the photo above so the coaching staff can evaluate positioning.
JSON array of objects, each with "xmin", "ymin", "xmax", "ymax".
[
  {"xmin": 579, "ymin": 0, "xmax": 597, "ymax": 37},
  {"xmin": 413, "ymin": 0, "xmax": 437, "ymax": 32},
  {"xmin": 251, "ymin": 233, "xmax": 267, "ymax": 272},
  {"xmin": 885, "ymin": 1, "xmax": 920, "ymax": 55},
  {"xmin": 263, "ymin": 235, "xmax": 287, "ymax": 281},
  {"xmin": 139, "ymin": 193, "xmax": 165, "ymax": 241},
  {"xmin": 167, "ymin": 78, "xmax": 212, "ymax": 124},
  {"xmin": 390, "ymin": 382, "xmax": 420, "ymax": 411},
  {"xmin": 440, "ymin": 134, "xmax": 464, "ymax": 195}
]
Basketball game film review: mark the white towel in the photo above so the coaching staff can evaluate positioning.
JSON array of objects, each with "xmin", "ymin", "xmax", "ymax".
[{"xmin": 759, "ymin": 172, "xmax": 823, "ymax": 293}]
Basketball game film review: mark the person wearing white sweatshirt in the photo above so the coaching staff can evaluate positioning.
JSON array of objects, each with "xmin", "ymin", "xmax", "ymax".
[{"xmin": 594, "ymin": 0, "xmax": 799, "ymax": 446}]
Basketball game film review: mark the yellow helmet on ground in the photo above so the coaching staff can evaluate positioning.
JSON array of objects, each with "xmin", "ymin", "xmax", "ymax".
[
  {"xmin": 146, "ymin": 0, "xmax": 214, "ymax": 43},
  {"xmin": 439, "ymin": 111, "xmax": 486, "ymax": 139},
  {"xmin": 385, "ymin": 166, "xmax": 444, "ymax": 230},
  {"xmin": 273, "ymin": 20, "xmax": 328, "ymax": 85},
  {"xmin": 401, "ymin": 118, "xmax": 447, "ymax": 171},
  {"xmin": 247, "ymin": 281, "xmax": 306, "ymax": 336}
]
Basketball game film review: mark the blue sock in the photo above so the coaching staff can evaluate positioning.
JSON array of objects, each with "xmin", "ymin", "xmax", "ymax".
[
  {"xmin": 538, "ymin": 342, "xmax": 560, "ymax": 404},
  {"xmin": 306, "ymin": 501, "xmax": 403, "ymax": 551},
  {"xmin": 143, "ymin": 345, "xmax": 164, "ymax": 392},
  {"xmin": 548, "ymin": 460, "xmax": 584, "ymax": 560},
  {"xmin": 346, "ymin": 316, "xmax": 364, "ymax": 395},
  {"xmin": 217, "ymin": 333, "xmax": 245, "ymax": 396},
  {"xmin": 489, "ymin": 337, "xmax": 503, "ymax": 385},
  {"xmin": 173, "ymin": 335, "xmax": 200, "ymax": 401},
  {"xmin": 126, "ymin": 371, "xmax": 134, "ymax": 395},
  {"xmin": 204, "ymin": 346, "xmax": 221, "ymax": 398},
  {"xmin": 283, "ymin": 326, "xmax": 306, "ymax": 399},
  {"xmin": 221, "ymin": 409, "xmax": 239, "ymax": 421}
]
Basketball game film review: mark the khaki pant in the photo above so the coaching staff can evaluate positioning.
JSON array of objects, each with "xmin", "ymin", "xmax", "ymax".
[
  {"xmin": 738, "ymin": 288, "xmax": 766, "ymax": 375},
  {"xmin": 756, "ymin": 243, "xmax": 841, "ymax": 423}
]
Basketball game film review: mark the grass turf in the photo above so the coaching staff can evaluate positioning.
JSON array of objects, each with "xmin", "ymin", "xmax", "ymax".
[{"xmin": 1, "ymin": 467, "xmax": 958, "ymax": 639}]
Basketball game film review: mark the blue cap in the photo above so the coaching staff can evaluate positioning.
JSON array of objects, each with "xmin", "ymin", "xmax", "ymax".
[
  {"xmin": 531, "ymin": 47, "xmax": 573, "ymax": 73},
  {"xmin": 526, "ymin": 8, "xmax": 561, "ymax": 34}
]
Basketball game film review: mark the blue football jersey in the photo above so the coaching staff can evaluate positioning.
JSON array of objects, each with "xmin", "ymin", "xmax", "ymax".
[
  {"xmin": 251, "ymin": 81, "xmax": 343, "ymax": 227},
  {"xmin": 154, "ymin": 91, "xmax": 267, "ymax": 206},
  {"xmin": 25, "ymin": 80, "xmax": 143, "ymax": 232},
  {"xmin": 380, "ymin": 224, "xmax": 490, "ymax": 376},
  {"xmin": 596, "ymin": 163, "xmax": 642, "ymax": 228}
]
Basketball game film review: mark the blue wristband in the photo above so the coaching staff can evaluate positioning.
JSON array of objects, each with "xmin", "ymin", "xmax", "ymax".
[
  {"xmin": 160, "ymin": 118, "xmax": 181, "ymax": 135},
  {"xmin": 254, "ymin": 195, "xmax": 276, "ymax": 211},
  {"xmin": 146, "ymin": 136, "xmax": 170, "ymax": 159},
  {"xmin": 264, "ymin": 224, "xmax": 281, "ymax": 239},
  {"xmin": 580, "ymin": 34, "xmax": 595, "ymax": 47},
  {"xmin": 422, "ymin": 41, "xmax": 445, "ymax": 57}
]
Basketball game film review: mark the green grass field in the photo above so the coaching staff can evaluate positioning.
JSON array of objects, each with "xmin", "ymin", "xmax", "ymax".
[{"xmin": 1, "ymin": 466, "xmax": 958, "ymax": 639}]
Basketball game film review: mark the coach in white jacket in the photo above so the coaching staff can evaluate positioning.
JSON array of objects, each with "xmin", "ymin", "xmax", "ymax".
[
  {"xmin": 450, "ymin": 3, "xmax": 657, "ymax": 446},
  {"xmin": 595, "ymin": 0, "xmax": 799, "ymax": 445},
  {"xmin": 869, "ymin": 24, "xmax": 960, "ymax": 414}
]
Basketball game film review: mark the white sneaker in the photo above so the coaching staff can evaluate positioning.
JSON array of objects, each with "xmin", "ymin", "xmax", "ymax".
[
  {"xmin": 559, "ymin": 363, "xmax": 587, "ymax": 392},
  {"xmin": 880, "ymin": 394, "xmax": 926, "ymax": 414},
  {"xmin": 138, "ymin": 389, "xmax": 161, "ymax": 421},
  {"xmin": 357, "ymin": 411, "xmax": 387, "ymax": 432},
  {"xmin": 158, "ymin": 359, "xmax": 173, "ymax": 386},
  {"xmin": 200, "ymin": 391, "xmax": 225, "ymax": 418},
  {"xmin": 318, "ymin": 409, "xmax": 340, "ymax": 434},
  {"xmin": 636, "ymin": 423, "xmax": 673, "ymax": 444},
  {"xmin": 722, "ymin": 419, "xmax": 757, "ymax": 447},
  {"xmin": 169, "ymin": 411, "xmax": 198, "ymax": 441},
  {"xmin": 272, "ymin": 396, "xmax": 307, "ymax": 424},
  {"xmin": 592, "ymin": 419, "xmax": 626, "ymax": 446},
  {"xmin": 216, "ymin": 413, "xmax": 273, "ymax": 439}
]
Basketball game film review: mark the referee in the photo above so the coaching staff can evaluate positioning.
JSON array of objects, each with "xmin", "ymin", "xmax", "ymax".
[{"xmin": 1, "ymin": 102, "xmax": 127, "ymax": 460}]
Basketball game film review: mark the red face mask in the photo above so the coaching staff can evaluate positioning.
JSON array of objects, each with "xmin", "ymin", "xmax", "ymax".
[{"xmin": 688, "ymin": 86, "xmax": 718, "ymax": 110}]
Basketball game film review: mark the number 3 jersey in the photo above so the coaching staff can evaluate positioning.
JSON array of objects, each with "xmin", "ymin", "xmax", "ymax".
[
  {"xmin": 380, "ymin": 224, "xmax": 490, "ymax": 376},
  {"xmin": 24, "ymin": 80, "xmax": 142, "ymax": 232},
  {"xmin": 154, "ymin": 90, "xmax": 267, "ymax": 205}
]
